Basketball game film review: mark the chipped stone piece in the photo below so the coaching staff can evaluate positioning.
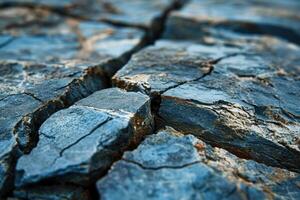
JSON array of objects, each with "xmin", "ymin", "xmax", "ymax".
[{"xmin": 15, "ymin": 88, "xmax": 153, "ymax": 188}]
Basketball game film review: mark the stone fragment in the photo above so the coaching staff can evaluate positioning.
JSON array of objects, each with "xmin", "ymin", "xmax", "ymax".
[
  {"xmin": 97, "ymin": 128, "xmax": 299, "ymax": 200},
  {"xmin": 164, "ymin": 0, "xmax": 300, "ymax": 45},
  {"xmin": 15, "ymin": 88, "xmax": 153, "ymax": 188}
]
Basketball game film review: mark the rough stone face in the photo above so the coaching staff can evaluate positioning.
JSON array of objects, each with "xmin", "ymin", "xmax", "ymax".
[
  {"xmin": 15, "ymin": 88, "xmax": 153, "ymax": 188},
  {"xmin": 158, "ymin": 40, "xmax": 300, "ymax": 172},
  {"xmin": 113, "ymin": 39, "xmax": 300, "ymax": 172},
  {"xmin": 163, "ymin": 0, "xmax": 300, "ymax": 45},
  {"xmin": 113, "ymin": 40, "xmax": 241, "ymax": 95},
  {"xmin": 97, "ymin": 128, "xmax": 300, "ymax": 200}
]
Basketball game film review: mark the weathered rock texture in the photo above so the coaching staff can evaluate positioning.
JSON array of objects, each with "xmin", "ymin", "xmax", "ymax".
[
  {"xmin": 97, "ymin": 128, "xmax": 300, "ymax": 200},
  {"xmin": 113, "ymin": 35, "xmax": 300, "ymax": 173},
  {"xmin": 0, "ymin": 0, "xmax": 178, "ymax": 197},
  {"xmin": 15, "ymin": 88, "xmax": 152, "ymax": 188},
  {"xmin": 1, "ymin": 0, "xmax": 300, "ymax": 199}
]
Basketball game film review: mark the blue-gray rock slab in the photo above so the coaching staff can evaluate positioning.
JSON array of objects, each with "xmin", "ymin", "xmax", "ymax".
[
  {"xmin": 159, "ymin": 69, "xmax": 300, "ymax": 172},
  {"xmin": 97, "ymin": 128, "xmax": 299, "ymax": 200},
  {"xmin": 163, "ymin": 0, "xmax": 300, "ymax": 45},
  {"xmin": 113, "ymin": 40, "xmax": 242, "ymax": 95},
  {"xmin": 15, "ymin": 88, "xmax": 153, "ymax": 188},
  {"xmin": 0, "ymin": 0, "xmax": 186, "ymax": 29}
]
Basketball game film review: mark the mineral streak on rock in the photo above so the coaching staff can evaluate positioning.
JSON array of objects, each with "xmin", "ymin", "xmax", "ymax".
[
  {"xmin": 163, "ymin": 0, "xmax": 300, "ymax": 45},
  {"xmin": 15, "ymin": 88, "xmax": 153, "ymax": 189},
  {"xmin": 97, "ymin": 128, "xmax": 300, "ymax": 200},
  {"xmin": 113, "ymin": 38, "xmax": 300, "ymax": 172}
]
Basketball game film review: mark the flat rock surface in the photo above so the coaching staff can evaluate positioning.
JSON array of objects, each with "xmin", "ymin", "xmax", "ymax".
[
  {"xmin": 97, "ymin": 128, "xmax": 300, "ymax": 200},
  {"xmin": 15, "ymin": 88, "xmax": 153, "ymax": 188}
]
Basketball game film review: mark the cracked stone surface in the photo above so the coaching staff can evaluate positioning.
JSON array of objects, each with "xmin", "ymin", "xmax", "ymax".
[
  {"xmin": 113, "ymin": 40, "xmax": 241, "ymax": 95},
  {"xmin": 113, "ymin": 38, "xmax": 300, "ymax": 172},
  {"xmin": 15, "ymin": 88, "xmax": 153, "ymax": 189},
  {"xmin": 97, "ymin": 128, "xmax": 300, "ymax": 200},
  {"xmin": 1, "ymin": 0, "xmax": 300, "ymax": 199},
  {"xmin": 0, "ymin": 0, "xmax": 176, "ymax": 196}
]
